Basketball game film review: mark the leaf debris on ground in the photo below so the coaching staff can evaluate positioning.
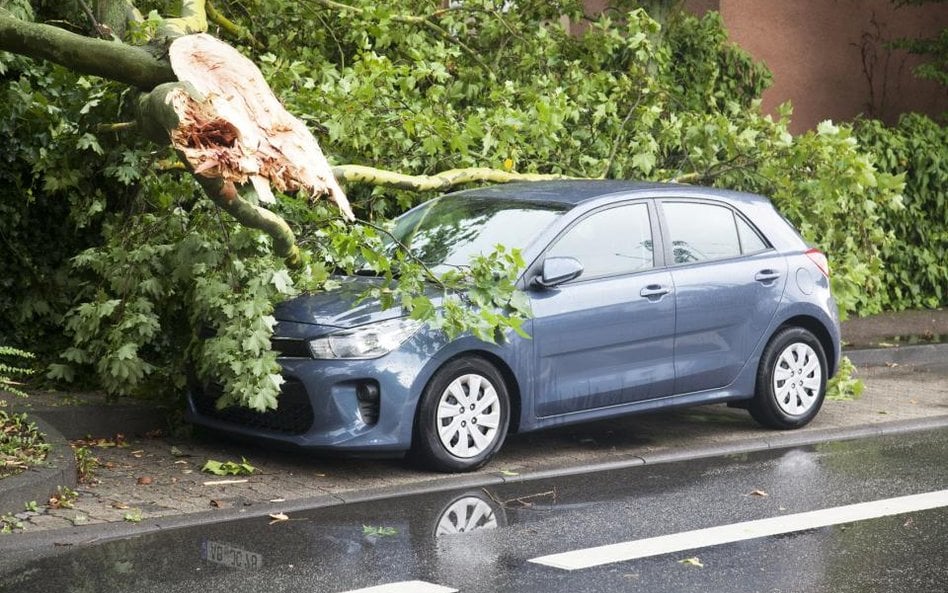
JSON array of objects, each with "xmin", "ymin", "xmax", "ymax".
[
  {"xmin": 678, "ymin": 557, "xmax": 704, "ymax": 568},
  {"xmin": 202, "ymin": 457, "xmax": 256, "ymax": 476},
  {"xmin": 269, "ymin": 512, "xmax": 289, "ymax": 524}
]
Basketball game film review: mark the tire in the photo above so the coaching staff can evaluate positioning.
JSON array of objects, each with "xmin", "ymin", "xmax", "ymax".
[
  {"xmin": 410, "ymin": 356, "xmax": 510, "ymax": 473},
  {"xmin": 749, "ymin": 327, "xmax": 828, "ymax": 429}
]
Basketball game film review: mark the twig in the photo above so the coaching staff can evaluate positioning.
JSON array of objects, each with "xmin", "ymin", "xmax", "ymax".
[
  {"xmin": 206, "ymin": 1, "xmax": 264, "ymax": 50},
  {"xmin": 203, "ymin": 478, "xmax": 248, "ymax": 485},
  {"xmin": 77, "ymin": 0, "xmax": 109, "ymax": 39},
  {"xmin": 96, "ymin": 121, "xmax": 137, "ymax": 133},
  {"xmin": 481, "ymin": 487, "xmax": 557, "ymax": 509},
  {"xmin": 353, "ymin": 217, "xmax": 447, "ymax": 290},
  {"xmin": 602, "ymin": 95, "xmax": 643, "ymax": 179}
]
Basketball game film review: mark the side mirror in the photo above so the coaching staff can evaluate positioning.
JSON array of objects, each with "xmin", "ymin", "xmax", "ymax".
[{"xmin": 534, "ymin": 257, "xmax": 583, "ymax": 288}]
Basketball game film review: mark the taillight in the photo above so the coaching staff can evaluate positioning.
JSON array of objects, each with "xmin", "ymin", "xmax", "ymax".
[{"xmin": 805, "ymin": 248, "xmax": 830, "ymax": 278}]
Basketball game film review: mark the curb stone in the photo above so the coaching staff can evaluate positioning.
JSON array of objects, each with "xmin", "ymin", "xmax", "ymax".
[
  {"xmin": 12, "ymin": 400, "xmax": 169, "ymax": 441},
  {"xmin": 845, "ymin": 343, "xmax": 948, "ymax": 367},
  {"xmin": 0, "ymin": 416, "xmax": 76, "ymax": 518}
]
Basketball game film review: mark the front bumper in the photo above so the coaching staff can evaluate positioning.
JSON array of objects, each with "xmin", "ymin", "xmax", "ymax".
[{"xmin": 187, "ymin": 348, "xmax": 433, "ymax": 454}]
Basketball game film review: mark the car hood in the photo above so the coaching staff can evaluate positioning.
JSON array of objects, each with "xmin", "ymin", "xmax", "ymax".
[{"xmin": 274, "ymin": 276, "xmax": 405, "ymax": 328}]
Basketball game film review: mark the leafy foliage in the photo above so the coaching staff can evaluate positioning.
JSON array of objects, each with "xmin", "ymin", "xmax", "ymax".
[
  {"xmin": 250, "ymin": 0, "xmax": 905, "ymax": 316},
  {"xmin": 0, "ymin": 513, "xmax": 25, "ymax": 533},
  {"xmin": 826, "ymin": 356, "xmax": 865, "ymax": 401},
  {"xmin": 0, "ymin": 345, "xmax": 34, "ymax": 398},
  {"xmin": 0, "ymin": 410, "xmax": 50, "ymax": 478},
  {"xmin": 886, "ymin": 5, "xmax": 948, "ymax": 90},
  {"xmin": 853, "ymin": 114, "xmax": 948, "ymax": 309},
  {"xmin": 73, "ymin": 445, "xmax": 99, "ymax": 484}
]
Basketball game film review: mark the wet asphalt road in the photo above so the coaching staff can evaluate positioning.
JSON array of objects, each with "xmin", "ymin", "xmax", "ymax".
[{"xmin": 2, "ymin": 428, "xmax": 946, "ymax": 593}]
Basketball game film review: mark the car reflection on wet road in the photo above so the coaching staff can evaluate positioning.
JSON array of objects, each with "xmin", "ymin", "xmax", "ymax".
[{"xmin": 1, "ymin": 429, "xmax": 946, "ymax": 593}]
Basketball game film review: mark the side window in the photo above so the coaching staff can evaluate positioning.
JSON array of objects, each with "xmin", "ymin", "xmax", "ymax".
[
  {"xmin": 662, "ymin": 202, "xmax": 741, "ymax": 264},
  {"xmin": 546, "ymin": 203, "xmax": 653, "ymax": 278},
  {"xmin": 736, "ymin": 216, "xmax": 768, "ymax": 253}
]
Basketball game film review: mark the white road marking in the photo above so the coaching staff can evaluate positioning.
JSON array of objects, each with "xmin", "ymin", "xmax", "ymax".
[
  {"xmin": 337, "ymin": 580, "xmax": 457, "ymax": 593},
  {"xmin": 530, "ymin": 489, "xmax": 948, "ymax": 571}
]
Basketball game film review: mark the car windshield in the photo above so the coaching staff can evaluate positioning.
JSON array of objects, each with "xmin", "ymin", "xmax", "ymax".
[{"xmin": 386, "ymin": 196, "xmax": 568, "ymax": 274}]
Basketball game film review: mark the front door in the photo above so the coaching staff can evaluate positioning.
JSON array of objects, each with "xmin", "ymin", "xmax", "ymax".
[{"xmin": 529, "ymin": 201, "xmax": 676, "ymax": 417}]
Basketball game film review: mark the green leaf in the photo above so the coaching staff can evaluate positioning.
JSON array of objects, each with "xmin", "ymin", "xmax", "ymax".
[
  {"xmin": 362, "ymin": 525, "xmax": 398, "ymax": 537},
  {"xmin": 201, "ymin": 458, "xmax": 256, "ymax": 476},
  {"xmin": 632, "ymin": 151, "xmax": 656, "ymax": 174}
]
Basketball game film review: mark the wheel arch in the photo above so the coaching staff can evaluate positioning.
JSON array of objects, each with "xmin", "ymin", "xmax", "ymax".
[{"xmin": 776, "ymin": 315, "xmax": 838, "ymax": 377}]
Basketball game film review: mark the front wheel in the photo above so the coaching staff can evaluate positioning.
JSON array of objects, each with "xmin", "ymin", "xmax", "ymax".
[
  {"xmin": 410, "ymin": 357, "xmax": 510, "ymax": 473},
  {"xmin": 749, "ymin": 327, "xmax": 828, "ymax": 429}
]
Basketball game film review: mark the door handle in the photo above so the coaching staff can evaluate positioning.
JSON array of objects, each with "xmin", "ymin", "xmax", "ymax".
[
  {"xmin": 754, "ymin": 270, "xmax": 782, "ymax": 283},
  {"xmin": 640, "ymin": 284, "xmax": 672, "ymax": 298}
]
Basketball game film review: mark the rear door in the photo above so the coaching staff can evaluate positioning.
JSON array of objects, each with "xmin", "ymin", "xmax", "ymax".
[
  {"xmin": 529, "ymin": 200, "xmax": 677, "ymax": 417},
  {"xmin": 659, "ymin": 200, "xmax": 787, "ymax": 394}
]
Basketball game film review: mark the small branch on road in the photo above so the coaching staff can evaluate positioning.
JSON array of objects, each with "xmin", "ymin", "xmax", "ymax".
[{"xmin": 482, "ymin": 487, "xmax": 557, "ymax": 508}]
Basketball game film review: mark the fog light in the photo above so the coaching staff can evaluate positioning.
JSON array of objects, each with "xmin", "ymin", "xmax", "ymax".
[{"xmin": 356, "ymin": 382, "xmax": 380, "ymax": 426}]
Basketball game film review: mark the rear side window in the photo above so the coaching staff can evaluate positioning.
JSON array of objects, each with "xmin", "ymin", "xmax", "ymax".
[
  {"xmin": 547, "ymin": 202, "xmax": 654, "ymax": 278},
  {"xmin": 662, "ymin": 202, "xmax": 742, "ymax": 264}
]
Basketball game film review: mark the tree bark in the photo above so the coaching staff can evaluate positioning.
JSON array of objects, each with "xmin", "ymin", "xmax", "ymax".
[{"xmin": 94, "ymin": 0, "xmax": 143, "ymax": 39}]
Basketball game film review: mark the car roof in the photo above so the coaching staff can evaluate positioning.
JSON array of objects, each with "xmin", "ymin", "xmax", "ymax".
[{"xmin": 449, "ymin": 179, "xmax": 770, "ymax": 207}]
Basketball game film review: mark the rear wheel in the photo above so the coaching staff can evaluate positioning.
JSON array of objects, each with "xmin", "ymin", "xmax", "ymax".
[
  {"xmin": 410, "ymin": 357, "xmax": 510, "ymax": 473},
  {"xmin": 749, "ymin": 327, "xmax": 827, "ymax": 429}
]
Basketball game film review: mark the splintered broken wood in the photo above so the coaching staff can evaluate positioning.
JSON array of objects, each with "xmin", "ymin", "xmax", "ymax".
[{"xmin": 166, "ymin": 33, "xmax": 353, "ymax": 218}]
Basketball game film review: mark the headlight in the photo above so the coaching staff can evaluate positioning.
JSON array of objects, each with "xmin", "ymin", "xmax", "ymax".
[{"xmin": 308, "ymin": 318, "xmax": 423, "ymax": 359}]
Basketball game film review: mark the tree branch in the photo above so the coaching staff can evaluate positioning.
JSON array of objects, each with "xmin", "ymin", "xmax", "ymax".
[
  {"xmin": 0, "ymin": 13, "xmax": 174, "ymax": 90},
  {"xmin": 206, "ymin": 1, "xmax": 264, "ymax": 50},
  {"xmin": 602, "ymin": 95, "xmax": 643, "ymax": 179},
  {"xmin": 332, "ymin": 165, "xmax": 577, "ymax": 191}
]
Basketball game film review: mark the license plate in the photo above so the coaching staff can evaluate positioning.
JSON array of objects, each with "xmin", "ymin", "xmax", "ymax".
[{"xmin": 201, "ymin": 540, "xmax": 263, "ymax": 570}]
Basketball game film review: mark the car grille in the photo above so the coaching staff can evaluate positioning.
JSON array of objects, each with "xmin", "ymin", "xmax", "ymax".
[{"xmin": 191, "ymin": 378, "xmax": 314, "ymax": 435}]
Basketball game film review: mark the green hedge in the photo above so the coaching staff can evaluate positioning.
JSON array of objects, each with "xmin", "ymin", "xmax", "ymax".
[{"xmin": 855, "ymin": 114, "xmax": 948, "ymax": 310}]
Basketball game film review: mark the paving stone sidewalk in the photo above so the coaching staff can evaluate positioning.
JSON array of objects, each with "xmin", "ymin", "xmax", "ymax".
[{"xmin": 2, "ymin": 309, "xmax": 947, "ymax": 538}]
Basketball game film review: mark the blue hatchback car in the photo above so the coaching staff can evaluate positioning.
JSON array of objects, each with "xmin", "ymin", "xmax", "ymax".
[{"xmin": 188, "ymin": 181, "xmax": 841, "ymax": 472}]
